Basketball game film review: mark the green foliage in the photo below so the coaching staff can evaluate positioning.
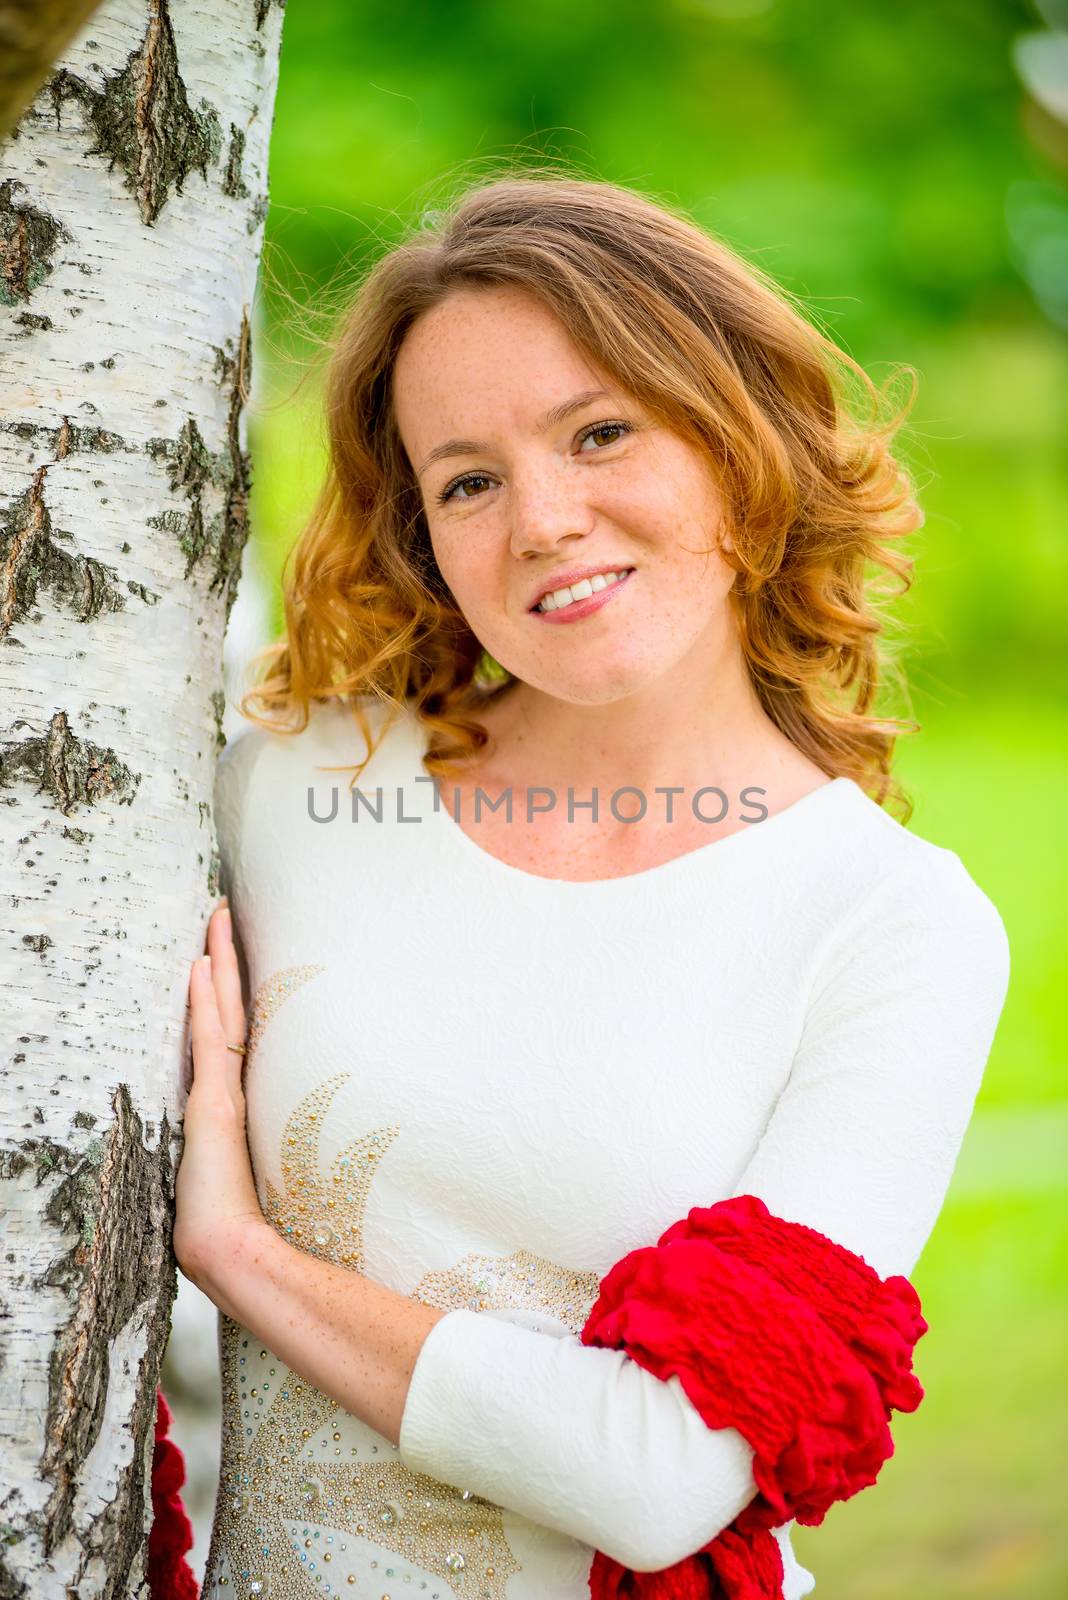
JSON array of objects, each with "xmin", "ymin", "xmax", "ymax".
[
  {"xmin": 262, "ymin": 0, "xmax": 1041, "ymax": 348},
  {"xmin": 795, "ymin": 1185, "xmax": 1068, "ymax": 1596}
]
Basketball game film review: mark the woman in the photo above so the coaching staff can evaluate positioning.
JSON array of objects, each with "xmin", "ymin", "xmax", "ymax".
[{"xmin": 176, "ymin": 172, "xmax": 1010, "ymax": 1599}]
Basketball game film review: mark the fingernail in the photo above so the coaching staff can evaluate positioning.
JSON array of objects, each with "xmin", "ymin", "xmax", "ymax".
[{"xmin": 218, "ymin": 895, "xmax": 229, "ymax": 909}]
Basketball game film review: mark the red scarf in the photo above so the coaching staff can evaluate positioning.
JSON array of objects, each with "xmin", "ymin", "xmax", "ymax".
[
  {"xmin": 148, "ymin": 1387, "xmax": 199, "ymax": 1598},
  {"xmin": 579, "ymin": 1194, "xmax": 927, "ymax": 1598}
]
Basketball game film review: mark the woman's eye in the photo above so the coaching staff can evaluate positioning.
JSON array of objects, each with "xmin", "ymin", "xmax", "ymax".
[
  {"xmin": 578, "ymin": 421, "xmax": 631, "ymax": 451},
  {"xmin": 437, "ymin": 473, "xmax": 494, "ymax": 505}
]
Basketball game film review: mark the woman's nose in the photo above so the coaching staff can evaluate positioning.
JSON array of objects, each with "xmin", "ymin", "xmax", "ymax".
[{"xmin": 508, "ymin": 462, "xmax": 595, "ymax": 558}]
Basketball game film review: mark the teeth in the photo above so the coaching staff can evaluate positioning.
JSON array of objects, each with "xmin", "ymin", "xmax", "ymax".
[{"xmin": 537, "ymin": 570, "xmax": 630, "ymax": 612}]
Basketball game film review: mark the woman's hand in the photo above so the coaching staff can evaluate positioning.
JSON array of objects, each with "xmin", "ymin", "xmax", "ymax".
[{"xmin": 174, "ymin": 900, "xmax": 267, "ymax": 1292}]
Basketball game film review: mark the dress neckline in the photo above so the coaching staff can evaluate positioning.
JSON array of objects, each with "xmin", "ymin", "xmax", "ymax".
[{"xmin": 404, "ymin": 706, "xmax": 858, "ymax": 891}]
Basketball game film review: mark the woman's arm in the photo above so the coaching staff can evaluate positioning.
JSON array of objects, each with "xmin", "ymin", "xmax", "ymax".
[
  {"xmin": 724, "ymin": 856, "xmax": 1011, "ymax": 1280},
  {"xmin": 185, "ymin": 1201, "xmax": 449, "ymax": 1443},
  {"xmin": 182, "ymin": 847, "xmax": 1009, "ymax": 1572}
]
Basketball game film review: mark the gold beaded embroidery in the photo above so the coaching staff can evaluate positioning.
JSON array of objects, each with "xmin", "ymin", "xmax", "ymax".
[
  {"xmin": 412, "ymin": 1250, "xmax": 601, "ymax": 1336},
  {"xmin": 205, "ymin": 1314, "xmax": 522, "ymax": 1599},
  {"xmin": 260, "ymin": 1073, "xmax": 399, "ymax": 1272},
  {"xmin": 245, "ymin": 966, "xmax": 327, "ymax": 1068},
  {"xmin": 205, "ymin": 963, "xmax": 602, "ymax": 1599}
]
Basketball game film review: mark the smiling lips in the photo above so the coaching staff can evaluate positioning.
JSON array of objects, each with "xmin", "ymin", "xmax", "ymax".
[{"xmin": 531, "ymin": 568, "xmax": 635, "ymax": 623}]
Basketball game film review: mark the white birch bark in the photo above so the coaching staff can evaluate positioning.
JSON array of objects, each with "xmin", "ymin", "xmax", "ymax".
[{"xmin": 0, "ymin": 1, "xmax": 285, "ymax": 1593}]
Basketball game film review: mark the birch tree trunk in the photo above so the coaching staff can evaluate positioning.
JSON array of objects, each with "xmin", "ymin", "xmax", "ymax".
[{"xmin": 0, "ymin": 1, "xmax": 285, "ymax": 1593}]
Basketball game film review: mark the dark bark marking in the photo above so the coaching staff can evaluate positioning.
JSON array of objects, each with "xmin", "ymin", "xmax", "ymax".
[
  {"xmin": 246, "ymin": 191, "xmax": 269, "ymax": 234},
  {"xmin": 0, "ymin": 418, "xmax": 128, "ymax": 456},
  {"xmin": 0, "ymin": 454, "xmax": 159, "ymax": 641},
  {"xmin": 12, "ymin": 312, "xmax": 53, "ymax": 335},
  {"xmin": 222, "ymin": 123, "xmax": 248, "ymax": 198},
  {"xmin": 0, "ymin": 180, "xmax": 72, "ymax": 306},
  {"xmin": 145, "ymin": 311, "xmax": 252, "ymax": 606},
  {"xmin": 217, "ymin": 307, "xmax": 253, "ymax": 615},
  {"xmin": 4, "ymin": 1084, "xmax": 180, "ymax": 1587},
  {"xmin": 46, "ymin": 0, "xmax": 223, "ymax": 227},
  {"xmin": 210, "ymin": 688, "xmax": 227, "ymax": 753},
  {"xmin": 0, "ymin": 711, "xmax": 142, "ymax": 817},
  {"xmin": 0, "ymin": 476, "xmax": 131, "ymax": 633},
  {"xmin": 0, "ymin": 1537, "xmax": 26, "ymax": 1600},
  {"xmin": 145, "ymin": 416, "xmax": 211, "ymax": 576},
  {"xmin": 255, "ymin": 0, "xmax": 287, "ymax": 31},
  {"xmin": 207, "ymin": 693, "xmax": 226, "ymax": 886},
  {"xmin": 207, "ymin": 835, "xmax": 222, "ymax": 896}
]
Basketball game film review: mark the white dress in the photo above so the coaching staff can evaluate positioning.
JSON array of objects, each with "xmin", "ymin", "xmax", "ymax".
[{"xmin": 201, "ymin": 693, "xmax": 1010, "ymax": 1600}]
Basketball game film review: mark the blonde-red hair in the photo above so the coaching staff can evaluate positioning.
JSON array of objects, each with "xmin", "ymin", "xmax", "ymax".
[{"xmin": 241, "ymin": 167, "xmax": 922, "ymax": 818}]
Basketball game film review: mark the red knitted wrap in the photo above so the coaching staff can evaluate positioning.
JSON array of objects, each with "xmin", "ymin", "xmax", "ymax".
[
  {"xmin": 579, "ymin": 1195, "xmax": 927, "ymax": 1599},
  {"xmin": 148, "ymin": 1387, "xmax": 199, "ymax": 1599}
]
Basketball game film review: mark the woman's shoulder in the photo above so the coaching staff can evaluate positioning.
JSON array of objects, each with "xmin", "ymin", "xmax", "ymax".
[
  {"xmin": 212, "ymin": 694, "xmax": 421, "ymax": 895},
  {"xmin": 215, "ymin": 693, "xmax": 413, "ymax": 799},
  {"xmin": 820, "ymin": 778, "xmax": 1010, "ymax": 987}
]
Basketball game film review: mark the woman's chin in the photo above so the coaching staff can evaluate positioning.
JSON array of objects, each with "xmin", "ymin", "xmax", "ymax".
[{"xmin": 517, "ymin": 669, "xmax": 660, "ymax": 708}]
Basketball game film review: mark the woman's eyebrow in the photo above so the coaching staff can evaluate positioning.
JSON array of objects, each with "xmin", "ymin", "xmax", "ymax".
[{"xmin": 418, "ymin": 389, "xmax": 613, "ymax": 476}]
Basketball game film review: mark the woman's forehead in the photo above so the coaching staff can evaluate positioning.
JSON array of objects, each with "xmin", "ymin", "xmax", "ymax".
[{"xmin": 393, "ymin": 289, "xmax": 614, "ymax": 448}]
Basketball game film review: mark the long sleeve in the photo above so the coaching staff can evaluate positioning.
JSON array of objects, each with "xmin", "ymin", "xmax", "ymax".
[
  {"xmin": 728, "ymin": 853, "xmax": 1011, "ymax": 1280},
  {"xmin": 396, "ymin": 849, "xmax": 1010, "ymax": 1572}
]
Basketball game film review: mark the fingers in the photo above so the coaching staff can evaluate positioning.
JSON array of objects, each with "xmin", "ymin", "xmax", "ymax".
[
  {"xmin": 188, "ymin": 904, "xmax": 247, "ymax": 1100},
  {"xmin": 189, "ymin": 955, "xmax": 228, "ymax": 1067},
  {"xmin": 207, "ymin": 903, "xmax": 247, "ymax": 1048},
  {"xmin": 189, "ymin": 953, "xmax": 250, "ymax": 1117}
]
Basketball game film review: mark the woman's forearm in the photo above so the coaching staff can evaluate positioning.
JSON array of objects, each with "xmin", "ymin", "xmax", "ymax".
[{"xmin": 195, "ymin": 1219, "xmax": 448, "ymax": 1446}]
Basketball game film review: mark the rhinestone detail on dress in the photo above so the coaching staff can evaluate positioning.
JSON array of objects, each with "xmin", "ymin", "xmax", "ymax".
[
  {"xmin": 261, "ymin": 1072, "xmax": 399, "ymax": 1272},
  {"xmin": 412, "ymin": 1249, "xmax": 601, "ymax": 1335},
  {"xmin": 204, "ymin": 1314, "xmax": 522, "ymax": 1598},
  {"xmin": 244, "ymin": 965, "xmax": 327, "ymax": 1068}
]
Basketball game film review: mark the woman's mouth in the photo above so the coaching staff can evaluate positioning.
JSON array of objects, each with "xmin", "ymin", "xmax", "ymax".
[{"xmin": 530, "ymin": 568, "xmax": 635, "ymax": 624}]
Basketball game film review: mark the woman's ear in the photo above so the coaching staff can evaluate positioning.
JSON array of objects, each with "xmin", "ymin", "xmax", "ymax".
[{"xmin": 715, "ymin": 505, "xmax": 736, "ymax": 557}]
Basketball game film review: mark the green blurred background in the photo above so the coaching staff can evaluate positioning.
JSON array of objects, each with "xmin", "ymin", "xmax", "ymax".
[{"xmin": 223, "ymin": 1, "xmax": 1068, "ymax": 1593}]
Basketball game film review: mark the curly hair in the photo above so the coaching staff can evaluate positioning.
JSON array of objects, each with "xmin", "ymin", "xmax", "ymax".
[{"xmin": 239, "ymin": 165, "xmax": 923, "ymax": 819}]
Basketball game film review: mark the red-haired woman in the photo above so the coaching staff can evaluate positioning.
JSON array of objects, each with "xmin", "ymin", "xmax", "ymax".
[{"xmin": 176, "ymin": 172, "xmax": 1009, "ymax": 1600}]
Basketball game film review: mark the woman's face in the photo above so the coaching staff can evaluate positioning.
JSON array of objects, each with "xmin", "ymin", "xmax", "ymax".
[{"xmin": 392, "ymin": 284, "xmax": 738, "ymax": 706}]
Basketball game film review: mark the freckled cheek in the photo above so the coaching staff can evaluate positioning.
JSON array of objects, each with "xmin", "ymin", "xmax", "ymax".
[
  {"xmin": 598, "ymin": 473, "xmax": 688, "ymax": 545},
  {"xmin": 431, "ymin": 525, "xmax": 512, "ymax": 617},
  {"xmin": 428, "ymin": 521, "xmax": 471, "ymax": 579}
]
